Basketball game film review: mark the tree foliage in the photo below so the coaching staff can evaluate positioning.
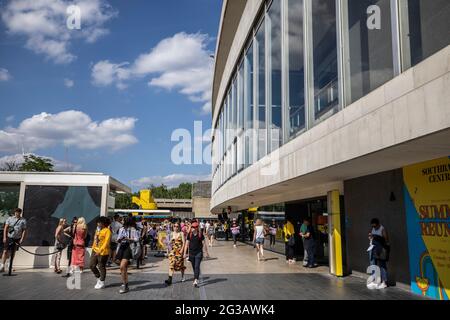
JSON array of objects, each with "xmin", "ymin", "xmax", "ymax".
[
  {"xmin": 19, "ymin": 155, "xmax": 54, "ymax": 172},
  {"xmin": 149, "ymin": 182, "xmax": 192, "ymax": 199}
]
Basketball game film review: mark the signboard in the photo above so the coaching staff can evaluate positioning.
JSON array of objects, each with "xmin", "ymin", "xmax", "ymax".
[{"xmin": 403, "ymin": 157, "xmax": 450, "ymax": 300}]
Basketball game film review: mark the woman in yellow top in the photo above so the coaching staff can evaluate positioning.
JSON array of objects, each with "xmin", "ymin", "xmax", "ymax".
[
  {"xmin": 90, "ymin": 216, "xmax": 112, "ymax": 289},
  {"xmin": 283, "ymin": 218, "xmax": 295, "ymax": 264}
]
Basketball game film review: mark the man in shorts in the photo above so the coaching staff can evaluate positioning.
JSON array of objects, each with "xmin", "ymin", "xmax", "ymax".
[{"xmin": 0, "ymin": 208, "xmax": 27, "ymax": 273}]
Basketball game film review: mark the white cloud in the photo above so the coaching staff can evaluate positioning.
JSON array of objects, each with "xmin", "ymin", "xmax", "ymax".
[
  {"xmin": 91, "ymin": 32, "xmax": 214, "ymax": 113},
  {"xmin": 91, "ymin": 60, "xmax": 130, "ymax": 90},
  {"xmin": 0, "ymin": 110, "xmax": 138, "ymax": 153},
  {"xmin": 131, "ymin": 173, "xmax": 211, "ymax": 188},
  {"xmin": 1, "ymin": 0, "xmax": 117, "ymax": 64},
  {"xmin": 64, "ymin": 78, "xmax": 74, "ymax": 88},
  {"xmin": 0, "ymin": 153, "xmax": 81, "ymax": 171},
  {"xmin": 0, "ymin": 68, "xmax": 11, "ymax": 81}
]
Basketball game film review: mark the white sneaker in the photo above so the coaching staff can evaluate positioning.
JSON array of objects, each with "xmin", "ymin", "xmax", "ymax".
[
  {"xmin": 376, "ymin": 282, "xmax": 387, "ymax": 289},
  {"xmin": 367, "ymin": 282, "xmax": 378, "ymax": 290},
  {"xmin": 233, "ymin": 245, "xmax": 236, "ymax": 248},
  {"xmin": 0, "ymin": 264, "xmax": 4, "ymax": 273},
  {"xmin": 94, "ymin": 279, "xmax": 101, "ymax": 289},
  {"xmin": 95, "ymin": 280, "xmax": 105, "ymax": 289},
  {"xmin": 181, "ymin": 277, "xmax": 186, "ymax": 283}
]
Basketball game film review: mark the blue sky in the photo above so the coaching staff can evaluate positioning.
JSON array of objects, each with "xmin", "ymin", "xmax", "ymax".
[{"xmin": 0, "ymin": 0, "xmax": 222, "ymax": 190}]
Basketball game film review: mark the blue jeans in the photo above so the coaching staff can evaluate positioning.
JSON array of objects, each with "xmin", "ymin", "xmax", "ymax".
[{"xmin": 304, "ymin": 240, "xmax": 315, "ymax": 267}]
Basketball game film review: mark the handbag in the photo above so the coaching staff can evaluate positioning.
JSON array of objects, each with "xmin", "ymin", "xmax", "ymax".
[
  {"xmin": 131, "ymin": 242, "xmax": 141, "ymax": 260},
  {"xmin": 288, "ymin": 235, "xmax": 295, "ymax": 246}
]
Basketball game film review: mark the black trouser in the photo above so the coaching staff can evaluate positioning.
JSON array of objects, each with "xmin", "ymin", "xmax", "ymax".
[
  {"xmin": 189, "ymin": 252, "xmax": 203, "ymax": 280},
  {"xmin": 90, "ymin": 253, "xmax": 108, "ymax": 281},
  {"xmin": 269, "ymin": 235, "xmax": 276, "ymax": 246},
  {"xmin": 67, "ymin": 245, "xmax": 73, "ymax": 267},
  {"xmin": 285, "ymin": 243, "xmax": 294, "ymax": 260}
]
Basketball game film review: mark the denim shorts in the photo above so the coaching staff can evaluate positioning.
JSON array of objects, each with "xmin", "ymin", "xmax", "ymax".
[{"xmin": 255, "ymin": 237, "xmax": 265, "ymax": 245}]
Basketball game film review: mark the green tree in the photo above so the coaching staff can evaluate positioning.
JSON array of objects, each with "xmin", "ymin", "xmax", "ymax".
[
  {"xmin": 114, "ymin": 192, "xmax": 139, "ymax": 209},
  {"xmin": 19, "ymin": 155, "xmax": 54, "ymax": 172},
  {"xmin": 149, "ymin": 183, "xmax": 192, "ymax": 199}
]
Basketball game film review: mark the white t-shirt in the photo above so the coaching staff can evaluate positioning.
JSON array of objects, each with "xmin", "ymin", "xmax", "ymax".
[
  {"xmin": 255, "ymin": 225, "xmax": 265, "ymax": 239},
  {"xmin": 371, "ymin": 225, "xmax": 385, "ymax": 237},
  {"xmin": 200, "ymin": 222, "xmax": 205, "ymax": 229},
  {"xmin": 205, "ymin": 222, "xmax": 210, "ymax": 231}
]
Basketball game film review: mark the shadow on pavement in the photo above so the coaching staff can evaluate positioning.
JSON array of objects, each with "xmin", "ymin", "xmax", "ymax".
[{"xmin": 200, "ymin": 278, "xmax": 227, "ymax": 287}]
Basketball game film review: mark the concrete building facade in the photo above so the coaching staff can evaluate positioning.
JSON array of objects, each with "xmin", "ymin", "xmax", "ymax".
[{"xmin": 210, "ymin": 0, "xmax": 450, "ymax": 299}]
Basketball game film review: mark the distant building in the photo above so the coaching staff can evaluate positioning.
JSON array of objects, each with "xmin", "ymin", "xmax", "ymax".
[{"xmin": 192, "ymin": 181, "xmax": 213, "ymax": 219}]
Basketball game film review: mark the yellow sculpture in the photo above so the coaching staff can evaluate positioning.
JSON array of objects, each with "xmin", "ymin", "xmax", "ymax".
[{"xmin": 132, "ymin": 189, "xmax": 158, "ymax": 210}]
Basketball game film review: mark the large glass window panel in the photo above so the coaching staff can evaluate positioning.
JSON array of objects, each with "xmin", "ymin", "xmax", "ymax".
[
  {"xmin": 268, "ymin": 0, "xmax": 283, "ymax": 152},
  {"xmin": 312, "ymin": 0, "xmax": 339, "ymax": 119},
  {"xmin": 256, "ymin": 19, "xmax": 266, "ymax": 160},
  {"xmin": 23, "ymin": 185, "xmax": 101, "ymax": 246},
  {"xmin": 346, "ymin": 0, "xmax": 394, "ymax": 104},
  {"xmin": 402, "ymin": 0, "xmax": 450, "ymax": 68},
  {"xmin": 287, "ymin": 0, "xmax": 306, "ymax": 138},
  {"xmin": 232, "ymin": 77, "xmax": 237, "ymax": 137},
  {"xmin": 238, "ymin": 61, "xmax": 245, "ymax": 131},
  {"xmin": 237, "ymin": 135, "xmax": 244, "ymax": 171},
  {"xmin": 244, "ymin": 43, "xmax": 254, "ymax": 167}
]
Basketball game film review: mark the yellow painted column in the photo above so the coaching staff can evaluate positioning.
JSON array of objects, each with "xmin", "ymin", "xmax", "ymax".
[{"xmin": 328, "ymin": 190, "xmax": 344, "ymax": 277}]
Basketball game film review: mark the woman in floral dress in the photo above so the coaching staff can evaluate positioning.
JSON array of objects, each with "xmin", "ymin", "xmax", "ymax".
[{"xmin": 164, "ymin": 222, "xmax": 186, "ymax": 286}]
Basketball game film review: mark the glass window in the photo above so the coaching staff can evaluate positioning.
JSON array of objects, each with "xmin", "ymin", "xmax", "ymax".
[
  {"xmin": 346, "ymin": 0, "xmax": 394, "ymax": 104},
  {"xmin": 312, "ymin": 0, "xmax": 339, "ymax": 119},
  {"xmin": 244, "ymin": 43, "xmax": 254, "ymax": 167},
  {"xmin": 238, "ymin": 61, "xmax": 245, "ymax": 131},
  {"xmin": 256, "ymin": 19, "xmax": 266, "ymax": 160},
  {"xmin": 401, "ymin": 0, "xmax": 450, "ymax": 68},
  {"xmin": 0, "ymin": 184, "xmax": 20, "ymax": 232},
  {"xmin": 23, "ymin": 185, "xmax": 102, "ymax": 246},
  {"xmin": 268, "ymin": 0, "xmax": 283, "ymax": 152},
  {"xmin": 237, "ymin": 61, "xmax": 245, "ymax": 172},
  {"xmin": 232, "ymin": 77, "xmax": 237, "ymax": 137},
  {"xmin": 287, "ymin": 0, "xmax": 306, "ymax": 138}
]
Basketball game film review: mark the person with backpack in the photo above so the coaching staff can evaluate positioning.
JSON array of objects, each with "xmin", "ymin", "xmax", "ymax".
[
  {"xmin": 164, "ymin": 222, "xmax": 186, "ymax": 286},
  {"xmin": 300, "ymin": 218, "xmax": 316, "ymax": 268},
  {"xmin": 62, "ymin": 217, "xmax": 78, "ymax": 277},
  {"xmin": 53, "ymin": 218, "xmax": 67, "ymax": 274},
  {"xmin": 253, "ymin": 219, "xmax": 266, "ymax": 261},
  {"xmin": 283, "ymin": 218, "xmax": 295, "ymax": 264},
  {"xmin": 269, "ymin": 219, "xmax": 277, "ymax": 248},
  {"xmin": 230, "ymin": 218, "xmax": 240, "ymax": 248},
  {"xmin": 90, "ymin": 216, "xmax": 112, "ymax": 289},
  {"xmin": 183, "ymin": 221, "xmax": 209, "ymax": 288},
  {"xmin": 0, "ymin": 208, "xmax": 27, "ymax": 273},
  {"xmin": 367, "ymin": 218, "xmax": 390, "ymax": 289},
  {"xmin": 109, "ymin": 214, "xmax": 122, "ymax": 267},
  {"xmin": 115, "ymin": 217, "xmax": 139, "ymax": 294}
]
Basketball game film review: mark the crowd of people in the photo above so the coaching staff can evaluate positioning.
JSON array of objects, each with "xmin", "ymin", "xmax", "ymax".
[
  {"xmin": 0, "ymin": 208, "xmax": 390, "ymax": 292},
  {"xmin": 48, "ymin": 214, "xmax": 215, "ymax": 294}
]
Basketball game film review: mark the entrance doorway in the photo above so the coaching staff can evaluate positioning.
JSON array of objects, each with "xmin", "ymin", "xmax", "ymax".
[{"xmin": 285, "ymin": 197, "xmax": 329, "ymax": 266}]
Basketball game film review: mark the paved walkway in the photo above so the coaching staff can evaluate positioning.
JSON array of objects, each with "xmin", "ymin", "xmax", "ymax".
[{"xmin": 0, "ymin": 241, "xmax": 424, "ymax": 300}]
